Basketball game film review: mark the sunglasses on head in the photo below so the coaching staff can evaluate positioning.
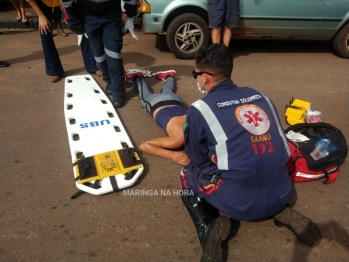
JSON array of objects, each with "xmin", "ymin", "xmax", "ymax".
[{"xmin": 192, "ymin": 70, "xmax": 213, "ymax": 79}]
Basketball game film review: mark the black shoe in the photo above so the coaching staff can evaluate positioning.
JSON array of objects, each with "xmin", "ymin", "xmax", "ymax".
[
  {"xmin": 105, "ymin": 83, "xmax": 112, "ymax": 96},
  {"xmin": 0, "ymin": 61, "xmax": 9, "ymax": 67},
  {"xmin": 200, "ymin": 216, "xmax": 231, "ymax": 262},
  {"xmin": 273, "ymin": 206, "xmax": 322, "ymax": 247},
  {"xmin": 57, "ymin": 28, "xmax": 67, "ymax": 37},
  {"xmin": 113, "ymin": 96, "xmax": 124, "ymax": 108}
]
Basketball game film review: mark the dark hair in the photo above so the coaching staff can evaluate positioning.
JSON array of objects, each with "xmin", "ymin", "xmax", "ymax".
[{"xmin": 195, "ymin": 44, "xmax": 233, "ymax": 80}]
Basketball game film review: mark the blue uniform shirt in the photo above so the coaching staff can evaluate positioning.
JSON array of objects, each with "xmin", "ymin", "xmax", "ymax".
[{"xmin": 182, "ymin": 79, "xmax": 293, "ymax": 221}]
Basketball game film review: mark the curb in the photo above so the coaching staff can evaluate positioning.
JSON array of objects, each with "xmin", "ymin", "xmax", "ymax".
[
  {"xmin": 0, "ymin": 19, "xmax": 37, "ymax": 29},
  {"xmin": 0, "ymin": 18, "xmax": 69, "ymax": 30}
]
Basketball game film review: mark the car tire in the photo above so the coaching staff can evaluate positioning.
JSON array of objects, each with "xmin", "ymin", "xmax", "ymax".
[
  {"xmin": 166, "ymin": 13, "xmax": 209, "ymax": 59},
  {"xmin": 333, "ymin": 23, "xmax": 349, "ymax": 59}
]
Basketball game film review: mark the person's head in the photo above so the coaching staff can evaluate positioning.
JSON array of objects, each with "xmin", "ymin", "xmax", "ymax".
[{"xmin": 193, "ymin": 44, "xmax": 233, "ymax": 94}]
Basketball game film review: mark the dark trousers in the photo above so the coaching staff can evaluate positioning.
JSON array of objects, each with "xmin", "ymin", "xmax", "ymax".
[
  {"xmin": 80, "ymin": 36, "xmax": 99, "ymax": 73},
  {"xmin": 82, "ymin": 8, "xmax": 125, "ymax": 97},
  {"xmin": 37, "ymin": 1, "xmax": 64, "ymax": 77}
]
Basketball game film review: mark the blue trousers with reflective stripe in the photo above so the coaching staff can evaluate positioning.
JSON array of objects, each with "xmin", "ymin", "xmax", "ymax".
[
  {"xmin": 82, "ymin": 8, "xmax": 125, "ymax": 97},
  {"xmin": 80, "ymin": 36, "xmax": 99, "ymax": 74}
]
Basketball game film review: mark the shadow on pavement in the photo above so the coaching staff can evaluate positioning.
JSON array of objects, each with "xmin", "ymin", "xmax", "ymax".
[
  {"xmin": 291, "ymin": 220, "xmax": 349, "ymax": 261},
  {"xmin": 230, "ymin": 39, "xmax": 334, "ymax": 59}
]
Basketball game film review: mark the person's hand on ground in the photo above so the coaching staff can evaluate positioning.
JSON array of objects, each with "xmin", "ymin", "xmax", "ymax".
[{"xmin": 172, "ymin": 152, "xmax": 191, "ymax": 166}]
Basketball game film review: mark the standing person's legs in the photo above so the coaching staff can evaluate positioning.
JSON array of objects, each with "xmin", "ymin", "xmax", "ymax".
[
  {"xmin": 83, "ymin": 13, "xmax": 113, "ymax": 90},
  {"xmin": 11, "ymin": 0, "xmax": 27, "ymax": 22},
  {"xmin": 37, "ymin": 1, "xmax": 64, "ymax": 81},
  {"xmin": 211, "ymin": 28, "xmax": 221, "ymax": 44},
  {"xmin": 101, "ymin": 9, "xmax": 125, "ymax": 107},
  {"xmin": 18, "ymin": 0, "xmax": 28, "ymax": 19},
  {"xmin": 18, "ymin": 0, "xmax": 27, "ymax": 22},
  {"xmin": 207, "ymin": 0, "xmax": 224, "ymax": 44},
  {"xmin": 222, "ymin": 27, "xmax": 233, "ymax": 47},
  {"xmin": 10, "ymin": 0, "xmax": 21, "ymax": 20},
  {"xmin": 80, "ymin": 36, "xmax": 99, "ymax": 74},
  {"xmin": 222, "ymin": 0, "xmax": 240, "ymax": 47}
]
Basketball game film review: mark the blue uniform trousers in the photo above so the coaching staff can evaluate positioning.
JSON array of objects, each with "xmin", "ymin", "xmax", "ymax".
[
  {"xmin": 180, "ymin": 166, "xmax": 293, "ymax": 222},
  {"xmin": 80, "ymin": 36, "xmax": 99, "ymax": 74},
  {"xmin": 82, "ymin": 8, "xmax": 125, "ymax": 98}
]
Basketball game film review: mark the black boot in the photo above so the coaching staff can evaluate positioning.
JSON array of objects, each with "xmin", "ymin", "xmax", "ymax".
[
  {"xmin": 112, "ymin": 96, "xmax": 124, "ymax": 108},
  {"xmin": 273, "ymin": 206, "xmax": 322, "ymax": 247},
  {"xmin": 181, "ymin": 194, "xmax": 231, "ymax": 262},
  {"xmin": 0, "ymin": 61, "xmax": 9, "ymax": 67},
  {"xmin": 105, "ymin": 83, "xmax": 112, "ymax": 96}
]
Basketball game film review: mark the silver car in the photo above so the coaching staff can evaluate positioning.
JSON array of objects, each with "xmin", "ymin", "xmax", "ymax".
[{"xmin": 139, "ymin": 0, "xmax": 349, "ymax": 59}]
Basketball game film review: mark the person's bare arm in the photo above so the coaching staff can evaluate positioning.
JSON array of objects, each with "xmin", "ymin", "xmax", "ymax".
[
  {"xmin": 26, "ymin": 0, "xmax": 51, "ymax": 34},
  {"xmin": 139, "ymin": 136, "xmax": 190, "ymax": 165}
]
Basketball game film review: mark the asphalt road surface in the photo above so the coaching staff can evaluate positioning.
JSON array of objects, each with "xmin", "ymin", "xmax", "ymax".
[{"xmin": 1, "ymin": 29, "xmax": 348, "ymax": 262}]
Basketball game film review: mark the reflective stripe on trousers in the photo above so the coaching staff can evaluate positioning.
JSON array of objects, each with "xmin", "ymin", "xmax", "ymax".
[{"xmin": 83, "ymin": 8, "xmax": 125, "ymax": 97}]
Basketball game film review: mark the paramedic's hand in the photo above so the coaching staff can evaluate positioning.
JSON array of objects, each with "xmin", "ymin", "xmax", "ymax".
[
  {"xmin": 38, "ymin": 15, "xmax": 51, "ymax": 35},
  {"xmin": 77, "ymin": 33, "xmax": 89, "ymax": 46}
]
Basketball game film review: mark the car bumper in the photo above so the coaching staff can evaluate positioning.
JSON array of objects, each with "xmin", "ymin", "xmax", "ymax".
[{"xmin": 141, "ymin": 14, "xmax": 164, "ymax": 33}]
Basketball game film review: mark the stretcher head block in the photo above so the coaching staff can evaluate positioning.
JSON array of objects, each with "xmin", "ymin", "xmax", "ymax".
[{"xmin": 74, "ymin": 149, "xmax": 142, "ymax": 184}]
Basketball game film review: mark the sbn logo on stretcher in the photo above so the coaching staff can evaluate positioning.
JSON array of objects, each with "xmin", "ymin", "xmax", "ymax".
[{"xmin": 80, "ymin": 120, "xmax": 110, "ymax": 128}]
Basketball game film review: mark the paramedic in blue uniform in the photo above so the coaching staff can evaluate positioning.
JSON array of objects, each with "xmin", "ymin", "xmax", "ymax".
[
  {"xmin": 61, "ymin": 0, "xmax": 138, "ymax": 108},
  {"xmin": 180, "ymin": 44, "xmax": 322, "ymax": 261}
]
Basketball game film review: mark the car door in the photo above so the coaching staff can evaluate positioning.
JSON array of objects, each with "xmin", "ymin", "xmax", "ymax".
[{"xmin": 236, "ymin": 0, "xmax": 327, "ymax": 39}]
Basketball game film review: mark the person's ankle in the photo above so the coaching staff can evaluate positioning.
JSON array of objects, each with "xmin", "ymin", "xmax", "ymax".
[{"xmin": 133, "ymin": 75, "xmax": 141, "ymax": 82}]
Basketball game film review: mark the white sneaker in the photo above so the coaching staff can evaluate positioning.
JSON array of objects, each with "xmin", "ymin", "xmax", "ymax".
[{"xmin": 125, "ymin": 69, "xmax": 155, "ymax": 78}]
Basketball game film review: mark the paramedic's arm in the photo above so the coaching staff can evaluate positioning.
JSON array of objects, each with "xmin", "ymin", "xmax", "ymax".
[{"xmin": 26, "ymin": 0, "xmax": 51, "ymax": 34}]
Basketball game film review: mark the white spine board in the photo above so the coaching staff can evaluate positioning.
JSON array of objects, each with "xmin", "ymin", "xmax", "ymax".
[{"xmin": 64, "ymin": 75, "xmax": 143, "ymax": 195}]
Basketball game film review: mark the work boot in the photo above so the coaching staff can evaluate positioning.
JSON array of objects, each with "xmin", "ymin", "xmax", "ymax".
[
  {"xmin": 201, "ymin": 216, "xmax": 231, "ymax": 262},
  {"xmin": 181, "ymin": 193, "xmax": 230, "ymax": 262},
  {"xmin": 112, "ymin": 96, "xmax": 124, "ymax": 108},
  {"xmin": 273, "ymin": 206, "xmax": 322, "ymax": 247},
  {"xmin": 105, "ymin": 83, "xmax": 112, "ymax": 96}
]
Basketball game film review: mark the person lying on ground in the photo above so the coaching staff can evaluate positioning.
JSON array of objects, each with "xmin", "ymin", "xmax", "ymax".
[{"xmin": 126, "ymin": 69, "xmax": 190, "ymax": 166}]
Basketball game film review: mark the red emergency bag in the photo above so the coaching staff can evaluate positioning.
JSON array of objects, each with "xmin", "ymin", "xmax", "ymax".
[{"xmin": 285, "ymin": 123, "xmax": 348, "ymax": 184}]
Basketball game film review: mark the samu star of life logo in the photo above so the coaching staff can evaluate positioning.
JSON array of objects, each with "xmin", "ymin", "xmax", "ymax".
[{"xmin": 235, "ymin": 104, "xmax": 270, "ymax": 135}]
